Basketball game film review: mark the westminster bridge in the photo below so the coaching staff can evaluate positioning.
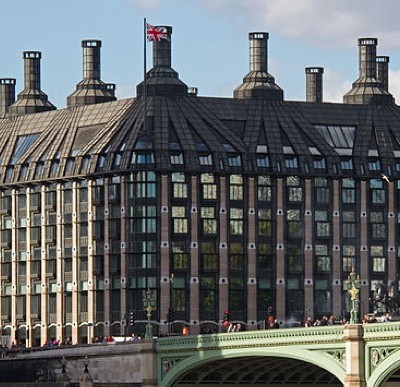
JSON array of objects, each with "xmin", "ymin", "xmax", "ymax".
[{"xmin": 1, "ymin": 323, "xmax": 400, "ymax": 386}]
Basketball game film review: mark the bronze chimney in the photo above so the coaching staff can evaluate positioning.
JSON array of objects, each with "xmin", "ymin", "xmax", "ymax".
[
  {"xmin": 0, "ymin": 78, "xmax": 16, "ymax": 116},
  {"xmin": 305, "ymin": 67, "xmax": 324, "ymax": 103},
  {"xmin": 8, "ymin": 51, "xmax": 56, "ymax": 116}
]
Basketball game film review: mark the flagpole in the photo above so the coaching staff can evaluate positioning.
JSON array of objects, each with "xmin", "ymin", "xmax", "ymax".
[{"xmin": 143, "ymin": 17, "xmax": 147, "ymax": 134}]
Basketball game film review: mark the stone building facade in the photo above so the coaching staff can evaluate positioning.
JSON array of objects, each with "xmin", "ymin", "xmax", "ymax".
[{"xmin": 0, "ymin": 28, "xmax": 399, "ymax": 345}]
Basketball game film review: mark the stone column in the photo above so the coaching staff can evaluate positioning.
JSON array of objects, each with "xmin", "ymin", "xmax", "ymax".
[
  {"xmin": 343, "ymin": 324, "xmax": 366, "ymax": 387},
  {"xmin": 141, "ymin": 339, "xmax": 158, "ymax": 387}
]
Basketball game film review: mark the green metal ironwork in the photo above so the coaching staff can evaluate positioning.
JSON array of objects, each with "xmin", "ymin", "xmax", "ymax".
[{"xmin": 345, "ymin": 269, "xmax": 361, "ymax": 324}]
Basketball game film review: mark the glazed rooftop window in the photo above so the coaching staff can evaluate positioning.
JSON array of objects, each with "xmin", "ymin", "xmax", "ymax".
[
  {"xmin": 10, "ymin": 133, "xmax": 40, "ymax": 165},
  {"xmin": 314, "ymin": 125, "xmax": 355, "ymax": 149}
]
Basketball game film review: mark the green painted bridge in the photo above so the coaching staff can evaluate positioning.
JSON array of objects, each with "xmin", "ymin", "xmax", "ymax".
[
  {"xmin": 2, "ymin": 322, "xmax": 400, "ymax": 386},
  {"xmin": 156, "ymin": 323, "xmax": 400, "ymax": 387}
]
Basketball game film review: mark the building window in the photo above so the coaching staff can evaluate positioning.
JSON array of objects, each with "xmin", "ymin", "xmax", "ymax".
[
  {"xmin": 258, "ymin": 209, "xmax": 272, "ymax": 236},
  {"xmin": 229, "ymin": 175, "xmax": 243, "ymax": 200},
  {"xmin": 199, "ymin": 154, "xmax": 213, "ymax": 166},
  {"xmin": 370, "ymin": 211, "xmax": 386, "ymax": 238},
  {"xmin": 313, "ymin": 157, "xmax": 326, "ymax": 169},
  {"xmin": 229, "ymin": 243, "xmax": 244, "ymax": 270},
  {"xmin": 342, "ymin": 178, "xmax": 356, "ymax": 203},
  {"xmin": 257, "ymin": 156, "xmax": 269, "ymax": 167},
  {"xmin": 134, "ymin": 171, "xmax": 157, "ymax": 198},
  {"xmin": 170, "ymin": 153, "xmax": 184, "ymax": 164},
  {"xmin": 132, "ymin": 152, "xmax": 155, "ymax": 164},
  {"xmin": 342, "ymin": 245, "xmax": 356, "ymax": 273},
  {"xmin": 201, "ymin": 242, "xmax": 218, "ymax": 270},
  {"xmin": 201, "ymin": 173, "xmax": 217, "ymax": 200},
  {"xmin": 286, "ymin": 278, "xmax": 304, "ymax": 320},
  {"xmin": 315, "ymin": 279, "xmax": 331, "ymax": 316},
  {"xmin": 315, "ymin": 244, "xmax": 331, "ymax": 272},
  {"xmin": 373, "ymin": 257, "xmax": 386, "ymax": 272},
  {"xmin": 371, "ymin": 245, "xmax": 385, "ymax": 272},
  {"xmin": 341, "ymin": 159, "xmax": 353, "ymax": 170},
  {"xmin": 113, "ymin": 153, "xmax": 122, "ymax": 167},
  {"xmin": 287, "ymin": 209, "xmax": 302, "ymax": 237},
  {"xmin": 315, "ymin": 210, "xmax": 330, "ymax": 237},
  {"xmin": 229, "ymin": 277, "xmax": 246, "ymax": 311},
  {"xmin": 285, "ymin": 157, "xmax": 298, "ymax": 169},
  {"xmin": 200, "ymin": 276, "xmax": 217, "ymax": 312},
  {"xmin": 370, "ymin": 179, "xmax": 385, "ymax": 204},
  {"xmin": 66, "ymin": 158, "xmax": 75, "ymax": 173},
  {"xmin": 171, "ymin": 172, "xmax": 187, "ymax": 199},
  {"xmin": 230, "ymin": 208, "xmax": 243, "ymax": 235},
  {"xmin": 342, "ymin": 211, "xmax": 356, "ymax": 238},
  {"xmin": 228, "ymin": 154, "xmax": 242, "ymax": 167},
  {"xmin": 172, "ymin": 242, "xmax": 189, "ymax": 270},
  {"xmin": 10, "ymin": 133, "xmax": 40, "ymax": 165},
  {"xmin": 314, "ymin": 125, "xmax": 355, "ymax": 148},
  {"xmin": 201, "ymin": 207, "xmax": 217, "ymax": 234},
  {"xmin": 287, "ymin": 176, "xmax": 302, "ymax": 202},
  {"xmin": 172, "ymin": 206, "xmax": 188, "ymax": 234},
  {"xmin": 314, "ymin": 177, "xmax": 330, "ymax": 203},
  {"xmin": 257, "ymin": 176, "xmax": 272, "ymax": 201},
  {"xmin": 368, "ymin": 159, "xmax": 381, "ymax": 171},
  {"xmin": 287, "ymin": 244, "xmax": 303, "ymax": 272},
  {"xmin": 258, "ymin": 243, "xmax": 273, "ymax": 271}
]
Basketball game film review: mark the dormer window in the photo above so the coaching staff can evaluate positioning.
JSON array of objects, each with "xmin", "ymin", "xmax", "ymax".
[
  {"xmin": 285, "ymin": 157, "xmax": 298, "ymax": 169},
  {"xmin": 228, "ymin": 154, "xmax": 242, "ymax": 167},
  {"xmin": 66, "ymin": 158, "xmax": 75, "ymax": 173},
  {"xmin": 368, "ymin": 159, "xmax": 381, "ymax": 171},
  {"xmin": 257, "ymin": 155, "xmax": 269, "ymax": 167},
  {"xmin": 341, "ymin": 159, "xmax": 353, "ymax": 170},
  {"xmin": 199, "ymin": 154, "xmax": 213, "ymax": 166},
  {"xmin": 131, "ymin": 152, "xmax": 155, "ymax": 164},
  {"xmin": 170, "ymin": 153, "xmax": 184, "ymax": 165},
  {"xmin": 313, "ymin": 157, "xmax": 326, "ymax": 169}
]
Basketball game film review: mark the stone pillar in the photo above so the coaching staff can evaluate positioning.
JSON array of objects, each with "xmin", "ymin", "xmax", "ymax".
[
  {"xmin": 141, "ymin": 339, "xmax": 158, "ymax": 387},
  {"xmin": 218, "ymin": 177, "xmax": 229, "ymax": 326},
  {"xmin": 275, "ymin": 179, "xmax": 285, "ymax": 319},
  {"xmin": 159, "ymin": 174, "xmax": 170, "ymax": 335},
  {"xmin": 247, "ymin": 177, "xmax": 257, "ymax": 327},
  {"xmin": 190, "ymin": 175, "xmax": 200, "ymax": 334},
  {"xmin": 303, "ymin": 179, "xmax": 314, "ymax": 318},
  {"xmin": 343, "ymin": 324, "xmax": 366, "ymax": 387}
]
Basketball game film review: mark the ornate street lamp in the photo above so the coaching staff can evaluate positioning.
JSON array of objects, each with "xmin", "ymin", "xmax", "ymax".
[
  {"xmin": 345, "ymin": 268, "xmax": 361, "ymax": 324},
  {"xmin": 143, "ymin": 289, "xmax": 156, "ymax": 339}
]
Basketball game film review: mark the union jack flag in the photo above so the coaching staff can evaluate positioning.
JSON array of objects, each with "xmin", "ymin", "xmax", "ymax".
[{"xmin": 146, "ymin": 23, "xmax": 169, "ymax": 42}]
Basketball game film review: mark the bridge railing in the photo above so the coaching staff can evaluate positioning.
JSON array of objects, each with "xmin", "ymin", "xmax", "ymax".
[
  {"xmin": 363, "ymin": 320, "xmax": 400, "ymax": 340},
  {"xmin": 157, "ymin": 325, "xmax": 345, "ymax": 352}
]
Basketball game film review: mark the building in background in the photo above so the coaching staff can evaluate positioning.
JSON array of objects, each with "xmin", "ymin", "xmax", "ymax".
[{"xmin": 0, "ymin": 29, "xmax": 398, "ymax": 345}]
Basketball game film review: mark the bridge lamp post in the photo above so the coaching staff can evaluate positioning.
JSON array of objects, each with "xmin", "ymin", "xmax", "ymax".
[
  {"xmin": 143, "ymin": 289, "xmax": 156, "ymax": 339},
  {"xmin": 345, "ymin": 269, "xmax": 361, "ymax": 324}
]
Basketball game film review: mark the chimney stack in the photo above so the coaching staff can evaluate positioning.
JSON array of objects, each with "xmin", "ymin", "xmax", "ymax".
[
  {"xmin": 137, "ymin": 26, "xmax": 187, "ymax": 97},
  {"xmin": 343, "ymin": 38, "xmax": 394, "ymax": 105},
  {"xmin": 67, "ymin": 40, "xmax": 116, "ymax": 107},
  {"xmin": 234, "ymin": 32, "xmax": 283, "ymax": 100},
  {"xmin": 376, "ymin": 56, "xmax": 389, "ymax": 92},
  {"xmin": 0, "ymin": 78, "xmax": 16, "ymax": 116},
  {"xmin": 8, "ymin": 51, "xmax": 56, "ymax": 116},
  {"xmin": 305, "ymin": 67, "xmax": 324, "ymax": 103}
]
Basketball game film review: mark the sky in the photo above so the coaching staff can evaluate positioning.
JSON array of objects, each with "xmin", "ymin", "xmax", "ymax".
[{"xmin": 2, "ymin": 0, "xmax": 400, "ymax": 108}]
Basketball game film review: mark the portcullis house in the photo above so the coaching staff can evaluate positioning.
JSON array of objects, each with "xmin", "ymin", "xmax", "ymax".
[{"xmin": 0, "ymin": 29, "xmax": 398, "ymax": 345}]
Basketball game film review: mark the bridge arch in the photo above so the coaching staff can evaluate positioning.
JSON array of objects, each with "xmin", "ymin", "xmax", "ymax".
[
  {"xmin": 368, "ymin": 350, "xmax": 400, "ymax": 387},
  {"xmin": 161, "ymin": 346, "xmax": 345, "ymax": 386}
]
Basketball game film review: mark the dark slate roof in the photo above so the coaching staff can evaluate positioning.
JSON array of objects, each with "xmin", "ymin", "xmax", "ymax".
[
  {"xmin": 0, "ymin": 94, "xmax": 400, "ymax": 185},
  {"xmin": 1, "ymin": 31, "xmax": 400, "ymax": 185}
]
